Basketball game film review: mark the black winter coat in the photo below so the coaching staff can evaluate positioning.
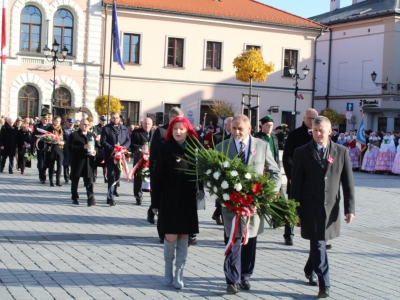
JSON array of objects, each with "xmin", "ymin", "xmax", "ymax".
[
  {"xmin": 68, "ymin": 130, "xmax": 96, "ymax": 178},
  {"xmin": 31, "ymin": 122, "xmax": 51, "ymax": 153},
  {"xmin": 290, "ymin": 141, "xmax": 355, "ymax": 240},
  {"xmin": 0, "ymin": 123, "xmax": 18, "ymax": 156},
  {"xmin": 100, "ymin": 123, "xmax": 131, "ymax": 163},
  {"xmin": 151, "ymin": 139, "xmax": 201, "ymax": 235},
  {"xmin": 16, "ymin": 129, "xmax": 32, "ymax": 154},
  {"xmin": 282, "ymin": 122, "xmax": 313, "ymax": 193},
  {"xmin": 149, "ymin": 123, "xmax": 168, "ymax": 174},
  {"xmin": 131, "ymin": 128, "xmax": 154, "ymax": 161}
]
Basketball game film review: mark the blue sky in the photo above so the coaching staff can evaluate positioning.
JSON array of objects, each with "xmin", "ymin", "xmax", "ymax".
[{"xmin": 259, "ymin": 0, "xmax": 352, "ymax": 18}]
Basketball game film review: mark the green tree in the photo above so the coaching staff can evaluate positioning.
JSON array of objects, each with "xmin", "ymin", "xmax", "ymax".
[{"xmin": 320, "ymin": 107, "xmax": 346, "ymax": 126}]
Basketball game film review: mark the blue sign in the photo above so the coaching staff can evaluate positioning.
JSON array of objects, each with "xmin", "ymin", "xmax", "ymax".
[{"xmin": 346, "ymin": 103, "xmax": 354, "ymax": 111}]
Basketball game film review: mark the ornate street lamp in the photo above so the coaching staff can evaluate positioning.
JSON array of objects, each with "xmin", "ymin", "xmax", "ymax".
[
  {"xmin": 370, "ymin": 71, "xmax": 387, "ymax": 90},
  {"xmin": 289, "ymin": 65, "xmax": 310, "ymax": 127},
  {"xmin": 43, "ymin": 38, "xmax": 68, "ymax": 118}
]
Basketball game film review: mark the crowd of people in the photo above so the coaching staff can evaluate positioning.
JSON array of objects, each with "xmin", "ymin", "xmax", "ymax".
[{"xmin": 0, "ymin": 107, "xmax": 362, "ymax": 298}]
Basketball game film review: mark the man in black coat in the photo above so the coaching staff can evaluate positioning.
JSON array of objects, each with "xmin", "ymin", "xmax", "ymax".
[
  {"xmin": 149, "ymin": 107, "xmax": 184, "ymax": 242},
  {"xmin": 100, "ymin": 112, "xmax": 131, "ymax": 206},
  {"xmin": 0, "ymin": 118, "xmax": 18, "ymax": 174},
  {"xmin": 32, "ymin": 113, "xmax": 51, "ymax": 183},
  {"xmin": 68, "ymin": 119, "xmax": 97, "ymax": 206},
  {"xmin": 93, "ymin": 116, "xmax": 107, "ymax": 183},
  {"xmin": 290, "ymin": 116, "xmax": 355, "ymax": 298},
  {"xmin": 131, "ymin": 117, "xmax": 154, "ymax": 205},
  {"xmin": 330, "ymin": 128, "xmax": 339, "ymax": 143},
  {"xmin": 282, "ymin": 108, "xmax": 318, "ymax": 246}
]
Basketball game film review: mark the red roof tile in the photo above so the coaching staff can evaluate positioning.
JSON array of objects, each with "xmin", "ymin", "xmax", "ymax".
[{"xmin": 105, "ymin": 0, "xmax": 326, "ymax": 30}]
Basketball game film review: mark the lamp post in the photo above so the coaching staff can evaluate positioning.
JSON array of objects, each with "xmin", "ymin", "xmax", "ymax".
[
  {"xmin": 288, "ymin": 65, "xmax": 310, "ymax": 128},
  {"xmin": 43, "ymin": 38, "xmax": 68, "ymax": 118}
]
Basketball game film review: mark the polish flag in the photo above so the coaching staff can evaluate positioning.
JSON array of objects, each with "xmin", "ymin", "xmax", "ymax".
[{"xmin": 1, "ymin": 0, "xmax": 6, "ymax": 64}]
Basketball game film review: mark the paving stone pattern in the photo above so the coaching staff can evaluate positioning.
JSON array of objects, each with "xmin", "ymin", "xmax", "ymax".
[{"xmin": 0, "ymin": 168, "xmax": 399, "ymax": 299}]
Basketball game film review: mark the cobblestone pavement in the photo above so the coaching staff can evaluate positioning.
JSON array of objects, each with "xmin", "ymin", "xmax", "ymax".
[{"xmin": 0, "ymin": 167, "xmax": 399, "ymax": 299}]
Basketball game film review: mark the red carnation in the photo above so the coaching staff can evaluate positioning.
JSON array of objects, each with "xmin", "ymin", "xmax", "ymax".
[
  {"xmin": 230, "ymin": 192, "xmax": 244, "ymax": 203},
  {"xmin": 241, "ymin": 195, "xmax": 253, "ymax": 205},
  {"xmin": 252, "ymin": 183, "xmax": 262, "ymax": 194}
]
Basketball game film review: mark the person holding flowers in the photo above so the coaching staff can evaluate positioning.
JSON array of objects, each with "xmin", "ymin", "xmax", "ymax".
[
  {"xmin": 46, "ymin": 116, "xmax": 65, "ymax": 187},
  {"xmin": 291, "ymin": 116, "xmax": 355, "ymax": 298},
  {"xmin": 16, "ymin": 123, "xmax": 32, "ymax": 174},
  {"xmin": 32, "ymin": 110, "xmax": 51, "ymax": 183},
  {"xmin": 216, "ymin": 114, "xmax": 282, "ymax": 294},
  {"xmin": 100, "ymin": 112, "xmax": 131, "ymax": 206},
  {"xmin": 151, "ymin": 117, "xmax": 203, "ymax": 289}
]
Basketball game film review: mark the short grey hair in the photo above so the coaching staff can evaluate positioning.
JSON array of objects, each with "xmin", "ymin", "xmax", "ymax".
[
  {"xmin": 232, "ymin": 114, "xmax": 251, "ymax": 126},
  {"xmin": 224, "ymin": 116, "xmax": 233, "ymax": 125},
  {"xmin": 169, "ymin": 107, "xmax": 184, "ymax": 117},
  {"xmin": 313, "ymin": 116, "xmax": 331, "ymax": 128}
]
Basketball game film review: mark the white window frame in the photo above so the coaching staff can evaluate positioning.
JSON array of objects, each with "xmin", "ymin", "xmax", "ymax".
[
  {"xmin": 244, "ymin": 43, "xmax": 263, "ymax": 53},
  {"xmin": 282, "ymin": 47, "xmax": 301, "ymax": 77},
  {"xmin": 203, "ymin": 39, "xmax": 224, "ymax": 71},
  {"xmin": 121, "ymin": 31, "xmax": 143, "ymax": 65},
  {"xmin": 164, "ymin": 35, "xmax": 186, "ymax": 68}
]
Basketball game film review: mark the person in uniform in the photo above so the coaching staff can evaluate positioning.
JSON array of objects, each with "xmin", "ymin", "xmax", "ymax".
[
  {"xmin": 63, "ymin": 119, "xmax": 75, "ymax": 184},
  {"xmin": 254, "ymin": 115, "xmax": 280, "ymax": 163},
  {"xmin": 100, "ymin": 112, "xmax": 130, "ymax": 206}
]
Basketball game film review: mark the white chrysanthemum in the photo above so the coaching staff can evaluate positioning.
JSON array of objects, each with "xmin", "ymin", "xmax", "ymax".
[
  {"xmin": 222, "ymin": 161, "xmax": 230, "ymax": 168},
  {"xmin": 230, "ymin": 170, "xmax": 238, "ymax": 177},
  {"xmin": 206, "ymin": 169, "xmax": 212, "ymax": 175},
  {"xmin": 221, "ymin": 181, "xmax": 229, "ymax": 189},
  {"xmin": 213, "ymin": 172, "xmax": 221, "ymax": 180},
  {"xmin": 244, "ymin": 173, "xmax": 251, "ymax": 179},
  {"xmin": 234, "ymin": 183, "xmax": 242, "ymax": 191},
  {"xmin": 207, "ymin": 182, "xmax": 212, "ymax": 187},
  {"xmin": 223, "ymin": 193, "xmax": 230, "ymax": 200},
  {"xmin": 213, "ymin": 186, "xmax": 218, "ymax": 193}
]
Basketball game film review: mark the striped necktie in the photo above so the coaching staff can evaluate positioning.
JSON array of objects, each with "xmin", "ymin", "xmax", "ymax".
[{"xmin": 239, "ymin": 142, "xmax": 246, "ymax": 164}]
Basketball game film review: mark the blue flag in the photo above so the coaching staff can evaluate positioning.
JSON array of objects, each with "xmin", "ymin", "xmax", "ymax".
[
  {"xmin": 356, "ymin": 118, "xmax": 366, "ymax": 145},
  {"xmin": 112, "ymin": 0, "xmax": 125, "ymax": 70}
]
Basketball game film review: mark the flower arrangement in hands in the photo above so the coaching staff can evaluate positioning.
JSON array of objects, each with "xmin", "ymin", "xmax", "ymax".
[
  {"xmin": 35, "ymin": 128, "xmax": 61, "ymax": 149},
  {"xmin": 130, "ymin": 142, "xmax": 150, "ymax": 182},
  {"xmin": 183, "ymin": 140, "xmax": 299, "ymax": 229}
]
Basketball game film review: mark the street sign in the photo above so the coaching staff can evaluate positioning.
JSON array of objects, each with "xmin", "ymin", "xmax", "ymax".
[
  {"xmin": 345, "ymin": 110, "xmax": 354, "ymax": 120},
  {"xmin": 187, "ymin": 109, "xmax": 194, "ymax": 118},
  {"xmin": 346, "ymin": 103, "xmax": 354, "ymax": 111}
]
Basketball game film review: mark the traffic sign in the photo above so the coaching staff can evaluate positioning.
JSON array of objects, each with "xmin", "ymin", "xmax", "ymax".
[
  {"xmin": 346, "ymin": 103, "xmax": 354, "ymax": 111},
  {"xmin": 187, "ymin": 109, "xmax": 193, "ymax": 118},
  {"xmin": 345, "ymin": 110, "xmax": 354, "ymax": 120}
]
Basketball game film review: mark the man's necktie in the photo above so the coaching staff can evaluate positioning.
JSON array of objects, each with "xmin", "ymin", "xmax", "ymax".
[
  {"xmin": 147, "ymin": 132, "xmax": 150, "ymax": 140},
  {"xmin": 239, "ymin": 142, "xmax": 246, "ymax": 164},
  {"xmin": 319, "ymin": 147, "xmax": 325, "ymax": 160}
]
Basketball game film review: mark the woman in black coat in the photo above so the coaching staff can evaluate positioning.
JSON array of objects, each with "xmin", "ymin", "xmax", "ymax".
[
  {"xmin": 45, "ymin": 116, "xmax": 65, "ymax": 187},
  {"xmin": 151, "ymin": 117, "xmax": 203, "ymax": 289},
  {"xmin": 16, "ymin": 123, "xmax": 32, "ymax": 174}
]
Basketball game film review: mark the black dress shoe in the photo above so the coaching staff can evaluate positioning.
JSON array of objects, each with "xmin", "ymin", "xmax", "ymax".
[
  {"xmin": 136, "ymin": 199, "xmax": 142, "ymax": 205},
  {"xmin": 147, "ymin": 210, "xmax": 155, "ymax": 224},
  {"xmin": 56, "ymin": 182, "xmax": 62, "ymax": 187},
  {"xmin": 104, "ymin": 178, "xmax": 108, "ymax": 183},
  {"xmin": 40, "ymin": 180, "xmax": 45, "ymax": 184},
  {"xmin": 326, "ymin": 244, "xmax": 332, "ymax": 250},
  {"xmin": 188, "ymin": 236, "xmax": 198, "ymax": 246},
  {"xmin": 9, "ymin": 171, "xmax": 13, "ymax": 174},
  {"xmin": 50, "ymin": 182, "xmax": 55, "ymax": 187},
  {"xmin": 159, "ymin": 238, "xmax": 164, "ymax": 244},
  {"xmin": 109, "ymin": 201, "xmax": 116, "ymax": 206},
  {"xmin": 107, "ymin": 199, "xmax": 111, "ymax": 204},
  {"xmin": 88, "ymin": 199, "xmax": 97, "ymax": 207},
  {"xmin": 318, "ymin": 287, "xmax": 330, "ymax": 298},
  {"xmin": 72, "ymin": 200, "xmax": 79, "ymax": 205},
  {"xmin": 226, "ymin": 283, "xmax": 240, "ymax": 294},
  {"xmin": 65, "ymin": 180, "xmax": 69, "ymax": 184},
  {"xmin": 305, "ymin": 274, "xmax": 318, "ymax": 286},
  {"xmin": 113, "ymin": 191, "xmax": 119, "ymax": 197},
  {"xmin": 284, "ymin": 237, "xmax": 293, "ymax": 246},
  {"xmin": 239, "ymin": 280, "xmax": 251, "ymax": 290}
]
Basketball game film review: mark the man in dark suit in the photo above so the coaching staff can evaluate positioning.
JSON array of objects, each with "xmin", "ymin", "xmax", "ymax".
[
  {"xmin": 282, "ymin": 108, "xmax": 318, "ymax": 245},
  {"xmin": 291, "ymin": 116, "xmax": 355, "ymax": 298},
  {"xmin": 100, "ymin": 112, "xmax": 131, "ymax": 206},
  {"xmin": 148, "ymin": 107, "xmax": 184, "ymax": 241},
  {"xmin": 68, "ymin": 118, "xmax": 97, "ymax": 206},
  {"xmin": 131, "ymin": 117, "xmax": 154, "ymax": 205},
  {"xmin": 31, "ymin": 110, "xmax": 51, "ymax": 183},
  {"xmin": 216, "ymin": 115, "xmax": 282, "ymax": 294},
  {"xmin": 0, "ymin": 117, "xmax": 18, "ymax": 174},
  {"xmin": 212, "ymin": 117, "xmax": 232, "ymax": 225}
]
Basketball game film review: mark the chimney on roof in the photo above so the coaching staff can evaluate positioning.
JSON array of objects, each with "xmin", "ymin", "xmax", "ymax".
[
  {"xmin": 330, "ymin": 0, "xmax": 341, "ymax": 11},
  {"xmin": 352, "ymin": 0, "xmax": 366, "ymax": 4}
]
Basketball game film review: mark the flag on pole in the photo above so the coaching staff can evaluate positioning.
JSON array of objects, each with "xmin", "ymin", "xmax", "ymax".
[
  {"xmin": 1, "ymin": 0, "xmax": 7, "ymax": 64},
  {"xmin": 112, "ymin": 0, "xmax": 125, "ymax": 70},
  {"xmin": 356, "ymin": 118, "xmax": 366, "ymax": 151}
]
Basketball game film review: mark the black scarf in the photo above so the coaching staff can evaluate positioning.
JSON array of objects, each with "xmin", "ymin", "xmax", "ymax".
[{"xmin": 111, "ymin": 124, "xmax": 121, "ymax": 136}]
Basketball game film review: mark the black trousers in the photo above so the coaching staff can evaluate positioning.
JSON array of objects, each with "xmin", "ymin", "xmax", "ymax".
[
  {"xmin": 106, "ymin": 161, "xmax": 120, "ymax": 201},
  {"xmin": 224, "ymin": 237, "xmax": 257, "ymax": 284},
  {"xmin": 71, "ymin": 176, "xmax": 95, "ymax": 204},
  {"xmin": 37, "ymin": 152, "xmax": 47, "ymax": 181},
  {"xmin": 48, "ymin": 158, "xmax": 62, "ymax": 184},
  {"xmin": 133, "ymin": 176, "xmax": 143, "ymax": 200},
  {"xmin": 63, "ymin": 165, "xmax": 70, "ymax": 181},
  {"xmin": 304, "ymin": 240, "xmax": 330, "ymax": 288},
  {"xmin": 284, "ymin": 224, "xmax": 294, "ymax": 238},
  {"xmin": 214, "ymin": 201, "xmax": 222, "ymax": 217},
  {"xmin": 1, "ymin": 154, "xmax": 14, "ymax": 172}
]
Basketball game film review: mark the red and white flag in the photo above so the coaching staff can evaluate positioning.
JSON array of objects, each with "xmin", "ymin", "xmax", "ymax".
[{"xmin": 1, "ymin": 0, "xmax": 6, "ymax": 64}]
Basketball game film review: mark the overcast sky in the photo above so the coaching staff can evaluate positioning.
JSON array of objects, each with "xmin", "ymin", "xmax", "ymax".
[{"xmin": 259, "ymin": 0, "xmax": 353, "ymax": 18}]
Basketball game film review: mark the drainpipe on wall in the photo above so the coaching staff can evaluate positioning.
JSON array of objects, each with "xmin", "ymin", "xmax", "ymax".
[
  {"xmin": 325, "ymin": 29, "xmax": 333, "ymax": 108},
  {"xmin": 312, "ymin": 28, "xmax": 325, "ymax": 108},
  {"xmin": 101, "ymin": 4, "xmax": 109, "ymax": 96}
]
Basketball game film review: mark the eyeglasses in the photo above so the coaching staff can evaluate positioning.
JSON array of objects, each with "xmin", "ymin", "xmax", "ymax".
[
  {"xmin": 306, "ymin": 117, "xmax": 315, "ymax": 121},
  {"xmin": 82, "ymin": 123, "xmax": 90, "ymax": 126}
]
